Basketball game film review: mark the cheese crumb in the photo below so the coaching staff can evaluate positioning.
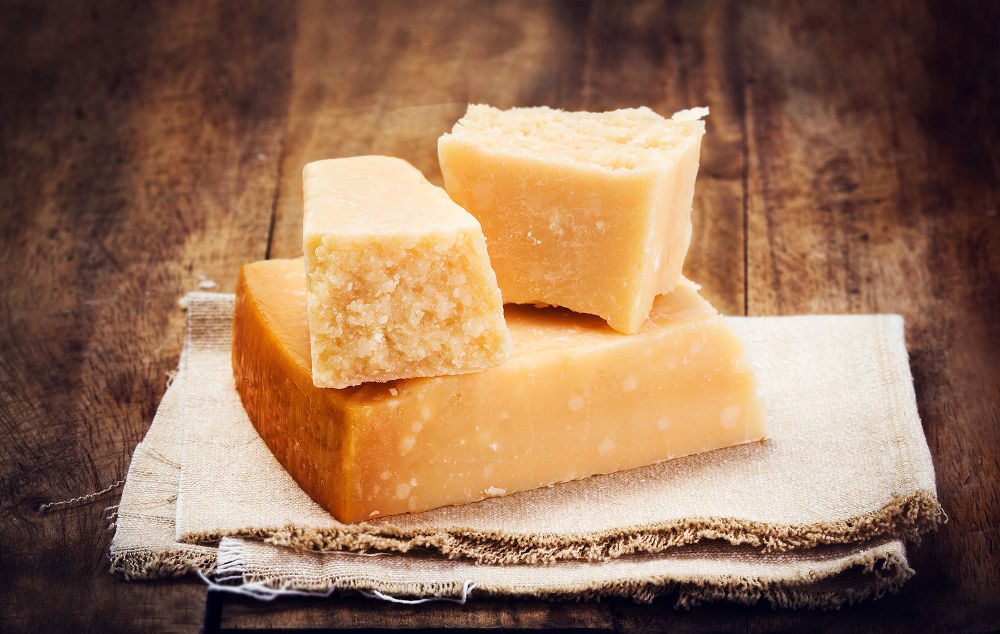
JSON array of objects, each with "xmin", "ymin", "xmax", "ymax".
[
  {"xmin": 484, "ymin": 486, "xmax": 507, "ymax": 497},
  {"xmin": 568, "ymin": 395, "xmax": 585, "ymax": 412}
]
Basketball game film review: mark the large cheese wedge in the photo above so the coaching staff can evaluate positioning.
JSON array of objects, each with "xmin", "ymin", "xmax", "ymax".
[
  {"xmin": 438, "ymin": 104, "xmax": 707, "ymax": 333},
  {"xmin": 233, "ymin": 258, "xmax": 765, "ymax": 524},
  {"xmin": 303, "ymin": 156, "xmax": 510, "ymax": 388}
]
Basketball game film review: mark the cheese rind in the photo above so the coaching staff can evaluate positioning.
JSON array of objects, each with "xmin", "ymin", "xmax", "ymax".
[
  {"xmin": 234, "ymin": 258, "xmax": 766, "ymax": 524},
  {"xmin": 438, "ymin": 105, "xmax": 707, "ymax": 333},
  {"xmin": 302, "ymin": 156, "xmax": 510, "ymax": 388}
]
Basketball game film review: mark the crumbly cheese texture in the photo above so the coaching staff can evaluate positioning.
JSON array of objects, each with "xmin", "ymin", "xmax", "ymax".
[
  {"xmin": 302, "ymin": 156, "xmax": 511, "ymax": 388},
  {"xmin": 233, "ymin": 258, "xmax": 766, "ymax": 524},
  {"xmin": 438, "ymin": 105, "xmax": 708, "ymax": 333}
]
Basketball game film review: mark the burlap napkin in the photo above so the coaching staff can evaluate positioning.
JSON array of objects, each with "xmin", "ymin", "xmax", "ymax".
[{"xmin": 111, "ymin": 292, "xmax": 944, "ymax": 607}]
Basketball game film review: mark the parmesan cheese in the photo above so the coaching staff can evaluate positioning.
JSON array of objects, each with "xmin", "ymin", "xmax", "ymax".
[
  {"xmin": 233, "ymin": 258, "xmax": 765, "ymax": 523},
  {"xmin": 438, "ymin": 105, "xmax": 707, "ymax": 333},
  {"xmin": 303, "ymin": 156, "xmax": 511, "ymax": 388}
]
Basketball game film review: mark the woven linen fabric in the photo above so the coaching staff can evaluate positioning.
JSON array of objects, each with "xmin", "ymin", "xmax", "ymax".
[
  {"xmin": 111, "ymin": 354, "xmax": 214, "ymax": 579},
  {"xmin": 111, "ymin": 291, "xmax": 944, "ymax": 605},
  {"xmin": 172, "ymin": 293, "xmax": 941, "ymax": 561},
  {"xmin": 215, "ymin": 536, "xmax": 913, "ymax": 608},
  {"xmin": 109, "ymin": 362, "xmax": 915, "ymax": 608}
]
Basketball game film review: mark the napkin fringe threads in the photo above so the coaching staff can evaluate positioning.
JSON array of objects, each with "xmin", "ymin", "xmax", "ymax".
[
  {"xmin": 110, "ymin": 545, "xmax": 216, "ymax": 581},
  {"xmin": 172, "ymin": 489, "xmax": 944, "ymax": 566},
  {"xmin": 112, "ymin": 537, "xmax": 916, "ymax": 609}
]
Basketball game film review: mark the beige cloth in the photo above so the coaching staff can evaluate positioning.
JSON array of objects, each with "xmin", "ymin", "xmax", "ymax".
[
  {"xmin": 111, "ymin": 292, "xmax": 944, "ymax": 606},
  {"xmin": 216, "ymin": 537, "xmax": 914, "ymax": 608}
]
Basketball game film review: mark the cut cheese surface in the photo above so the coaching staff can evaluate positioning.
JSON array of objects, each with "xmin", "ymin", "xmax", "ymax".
[
  {"xmin": 438, "ymin": 105, "xmax": 707, "ymax": 333},
  {"xmin": 233, "ymin": 258, "xmax": 766, "ymax": 524},
  {"xmin": 302, "ymin": 156, "xmax": 510, "ymax": 388}
]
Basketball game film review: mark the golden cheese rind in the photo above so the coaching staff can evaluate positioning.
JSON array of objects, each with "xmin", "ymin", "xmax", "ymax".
[{"xmin": 234, "ymin": 258, "xmax": 765, "ymax": 524}]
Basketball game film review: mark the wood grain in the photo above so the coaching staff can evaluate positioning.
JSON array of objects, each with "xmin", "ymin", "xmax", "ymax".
[
  {"xmin": 0, "ymin": 0, "xmax": 294, "ymax": 630},
  {"xmin": 741, "ymin": 2, "xmax": 1000, "ymax": 631},
  {"xmin": 1, "ymin": 0, "xmax": 997, "ymax": 631}
]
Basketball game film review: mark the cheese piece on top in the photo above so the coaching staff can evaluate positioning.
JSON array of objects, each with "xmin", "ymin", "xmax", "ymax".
[
  {"xmin": 233, "ymin": 258, "xmax": 766, "ymax": 524},
  {"xmin": 438, "ymin": 105, "xmax": 708, "ymax": 334},
  {"xmin": 302, "ymin": 156, "xmax": 511, "ymax": 389}
]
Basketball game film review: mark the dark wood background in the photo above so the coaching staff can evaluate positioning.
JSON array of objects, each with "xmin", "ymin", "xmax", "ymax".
[{"xmin": 2, "ymin": 0, "xmax": 998, "ymax": 631}]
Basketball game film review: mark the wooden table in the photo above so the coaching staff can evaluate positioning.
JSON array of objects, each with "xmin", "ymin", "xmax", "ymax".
[{"xmin": 2, "ymin": 1, "xmax": 997, "ymax": 631}]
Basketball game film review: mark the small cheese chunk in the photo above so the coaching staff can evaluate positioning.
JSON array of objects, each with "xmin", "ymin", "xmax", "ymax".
[
  {"xmin": 303, "ymin": 156, "xmax": 511, "ymax": 388},
  {"xmin": 438, "ymin": 105, "xmax": 707, "ymax": 333},
  {"xmin": 234, "ymin": 258, "xmax": 766, "ymax": 524}
]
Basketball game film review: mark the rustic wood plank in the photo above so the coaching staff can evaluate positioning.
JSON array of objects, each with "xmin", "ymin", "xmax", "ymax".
[
  {"xmin": 219, "ymin": 594, "xmax": 756, "ymax": 632},
  {"xmin": 0, "ymin": 0, "xmax": 296, "ymax": 630},
  {"xmin": 741, "ymin": 0, "xmax": 1000, "ymax": 632},
  {"xmin": 2, "ymin": 0, "xmax": 997, "ymax": 631}
]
